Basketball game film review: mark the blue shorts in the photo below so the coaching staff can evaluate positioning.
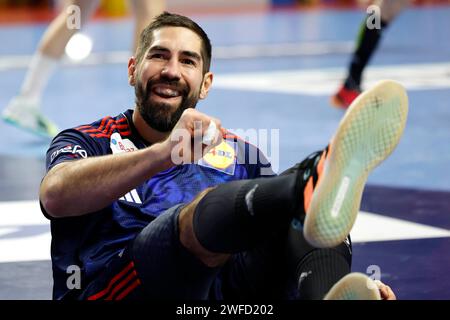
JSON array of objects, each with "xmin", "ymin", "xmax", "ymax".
[{"xmin": 79, "ymin": 204, "xmax": 290, "ymax": 300}]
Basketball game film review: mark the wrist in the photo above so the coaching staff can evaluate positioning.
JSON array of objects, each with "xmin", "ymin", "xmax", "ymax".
[{"xmin": 153, "ymin": 140, "xmax": 176, "ymax": 170}]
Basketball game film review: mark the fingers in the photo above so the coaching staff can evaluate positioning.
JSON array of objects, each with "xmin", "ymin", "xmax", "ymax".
[
  {"xmin": 178, "ymin": 109, "xmax": 223, "ymax": 139},
  {"xmin": 197, "ymin": 116, "xmax": 223, "ymax": 159},
  {"xmin": 374, "ymin": 280, "xmax": 397, "ymax": 300},
  {"xmin": 202, "ymin": 120, "xmax": 217, "ymax": 145},
  {"xmin": 202, "ymin": 124, "xmax": 223, "ymax": 157},
  {"xmin": 169, "ymin": 109, "xmax": 225, "ymax": 164},
  {"xmin": 204, "ymin": 119, "xmax": 223, "ymax": 148},
  {"xmin": 204, "ymin": 117, "xmax": 223, "ymax": 147}
]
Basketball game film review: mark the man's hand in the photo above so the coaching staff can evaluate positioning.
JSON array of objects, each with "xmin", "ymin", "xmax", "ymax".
[
  {"xmin": 163, "ymin": 109, "xmax": 225, "ymax": 165},
  {"xmin": 374, "ymin": 280, "xmax": 396, "ymax": 300}
]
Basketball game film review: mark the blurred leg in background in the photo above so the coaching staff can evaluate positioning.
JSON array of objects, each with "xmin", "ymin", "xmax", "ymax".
[
  {"xmin": 2, "ymin": 0, "xmax": 165, "ymax": 138},
  {"xmin": 331, "ymin": 0, "xmax": 410, "ymax": 109}
]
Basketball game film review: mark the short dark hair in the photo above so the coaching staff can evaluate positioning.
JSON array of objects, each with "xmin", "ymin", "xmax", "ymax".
[{"xmin": 135, "ymin": 12, "xmax": 212, "ymax": 74}]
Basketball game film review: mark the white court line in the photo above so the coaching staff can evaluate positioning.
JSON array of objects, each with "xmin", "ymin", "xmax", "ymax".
[
  {"xmin": 0, "ymin": 200, "xmax": 47, "ymax": 226},
  {"xmin": 0, "ymin": 227, "xmax": 19, "ymax": 238},
  {"xmin": 352, "ymin": 211, "xmax": 450, "ymax": 243},
  {"xmin": 0, "ymin": 200, "xmax": 50, "ymax": 263},
  {"xmin": 0, "ymin": 233, "xmax": 51, "ymax": 263},
  {"xmin": 1, "ymin": 42, "xmax": 446, "ymax": 93},
  {"xmin": 213, "ymin": 62, "xmax": 450, "ymax": 94},
  {"xmin": 0, "ymin": 200, "xmax": 449, "ymax": 263},
  {"xmin": 0, "ymin": 41, "xmax": 355, "ymax": 71}
]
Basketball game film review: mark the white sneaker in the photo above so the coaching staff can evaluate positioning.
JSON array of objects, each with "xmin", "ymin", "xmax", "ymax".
[
  {"xmin": 304, "ymin": 80, "xmax": 409, "ymax": 248},
  {"xmin": 2, "ymin": 96, "xmax": 59, "ymax": 138},
  {"xmin": 324, "ymin": 273, "xmax": 381, "ymax": 300}
]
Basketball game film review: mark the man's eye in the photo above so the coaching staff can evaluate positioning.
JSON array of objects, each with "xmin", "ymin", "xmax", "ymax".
[
  {"xmin": 151, "ymin": 53, "xmax": 165, "ymax": 59},
  {"xmin": 182, "ymin": 59, "xmax": 195, "ymax": 65}
]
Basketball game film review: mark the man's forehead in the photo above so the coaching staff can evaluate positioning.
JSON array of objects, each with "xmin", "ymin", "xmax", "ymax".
[{"xmin": 149, "ymin": 27, "xmax": 202, "ymax": 53}]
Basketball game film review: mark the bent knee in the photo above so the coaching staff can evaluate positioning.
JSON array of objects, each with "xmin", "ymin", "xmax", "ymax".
[{"xmin": 178, "ymin": 187, "xmax": 230, "ymax": 268}]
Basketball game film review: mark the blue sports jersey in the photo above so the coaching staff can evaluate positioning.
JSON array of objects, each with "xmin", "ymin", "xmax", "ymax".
[{"xmin": 42, "ymin": 109, "xmax": 273, "ymax": 299}]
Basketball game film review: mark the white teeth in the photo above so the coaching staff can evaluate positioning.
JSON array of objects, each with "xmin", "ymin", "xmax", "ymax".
[{"xmin": 155, "ymin": 87, "xmax": 179, "ymax": 97}]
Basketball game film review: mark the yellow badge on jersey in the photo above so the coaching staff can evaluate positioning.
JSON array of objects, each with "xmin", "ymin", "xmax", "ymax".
[{"xmin": 198, "ymin": 140, "xmax": 237, "ymax": 175}]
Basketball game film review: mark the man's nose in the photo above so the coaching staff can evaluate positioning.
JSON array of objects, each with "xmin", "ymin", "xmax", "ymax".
[{"xmin": 161, "ymin": 58, "xmax": 181, "ymax": 80}]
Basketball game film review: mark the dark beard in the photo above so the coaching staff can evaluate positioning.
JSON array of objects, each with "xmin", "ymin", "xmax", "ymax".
[{"xmin": 135, "ymin": 78, "xmax": 200, "ymax": 132}]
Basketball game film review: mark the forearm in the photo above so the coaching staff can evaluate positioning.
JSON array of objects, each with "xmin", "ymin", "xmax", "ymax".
[{"xmin": 40, "ymin": 142, "xmax": 172, "ymax": 218}]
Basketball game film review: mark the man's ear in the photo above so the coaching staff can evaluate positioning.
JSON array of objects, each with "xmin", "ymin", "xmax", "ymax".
[
  {"xmin": 199, "ymin": 72, "xmax": 213, "ymax": 99},
  {"xmin": 128, "ymin": 57, "xmax": 137, "ymax": 86}
]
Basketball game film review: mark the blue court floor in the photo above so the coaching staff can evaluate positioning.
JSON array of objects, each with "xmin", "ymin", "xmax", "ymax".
[{"xmin": 0, "ymin": 4, "xmax": 449, "ymax": 299}]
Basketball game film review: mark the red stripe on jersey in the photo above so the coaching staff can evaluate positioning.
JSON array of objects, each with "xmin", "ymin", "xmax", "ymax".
[
  {"xmin": 104, "ymin": 270, "xmax": 139, "ymax": 300},
  {"xmin": 87, "ymin": 262, "xmax": 135, "ymax": 300},
  {"xmin": 78, "ymin": 117, "xmax": 130, "ymax": 139},
  {"xmin": 115, "ymin": 279, "xmax": 141, "ymax": 300},
  {"xmin": 78, "ymin": 118, "xmax": 113, "ymax": 134},
  {"xmin": 76, "ymin": 116, "xmax": 126, "ymax": 132}
]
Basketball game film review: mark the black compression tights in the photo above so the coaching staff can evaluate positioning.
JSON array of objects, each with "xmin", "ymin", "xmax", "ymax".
[
  {"xmin": 192, "ymin": 172, "xmax": 352, "ymax": 300},
  {"xmin": 286, "ymin": 221, "xmax": 352, "ymax": 300},
  {"xmin": 193, "ymin": 173, "xmax": 300, "ymax": 254}
]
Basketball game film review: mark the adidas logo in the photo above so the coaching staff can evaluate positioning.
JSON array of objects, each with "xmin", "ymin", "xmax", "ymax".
[{"xmin": 119, "ymin": 189, "xmax": 142, "ymax": 204}]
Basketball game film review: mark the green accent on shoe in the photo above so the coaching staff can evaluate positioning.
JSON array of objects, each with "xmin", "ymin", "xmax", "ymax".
[{"xmin": 2, "ymin": 111, "xmax": 59, "ymax": 139}]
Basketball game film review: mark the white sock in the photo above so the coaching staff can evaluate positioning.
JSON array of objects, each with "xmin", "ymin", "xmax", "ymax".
[{"xmin": 19, "ymin": 52, "xmax": 59, "ymax": 105}]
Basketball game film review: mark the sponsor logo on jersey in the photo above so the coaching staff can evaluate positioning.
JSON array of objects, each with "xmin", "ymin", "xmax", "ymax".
[
  {"xmin": 110, "ymin": 132, "xmax": 138, "ymax": 154},
  {"xmin": 198, "ymin": 140, "xmax": 237, "ymax": 175},
  {"xmin": 50, "ymin": 145, "xmax": 87, "ymax": 163}
]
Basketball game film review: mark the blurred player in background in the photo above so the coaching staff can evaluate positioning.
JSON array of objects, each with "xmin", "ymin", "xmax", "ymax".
[
  {"xmin": 2, "ymin": 0, "xmax": 165, "ymax": 137},
  {"xmin": 331, "ymin": 0, "xmax": 410, "ymax": 109}
]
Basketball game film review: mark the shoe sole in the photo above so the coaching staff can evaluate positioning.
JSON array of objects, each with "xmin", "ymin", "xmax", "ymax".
[
  {"xmin": 304, "ymin": 80, "xmax": 409, "ymax": 248},
  {"xmin": 2, "ymin": 113, "xmax": 57, "ymax": 139},
  {"xmin": 323, "ymin": 272, "xmax": 381, "ymax": 300}
]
